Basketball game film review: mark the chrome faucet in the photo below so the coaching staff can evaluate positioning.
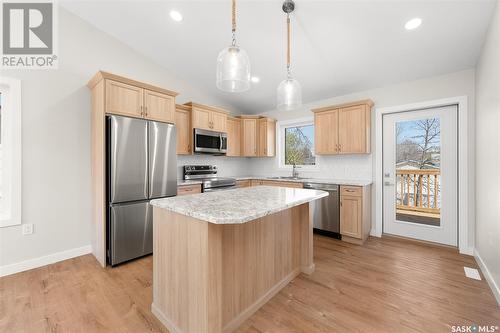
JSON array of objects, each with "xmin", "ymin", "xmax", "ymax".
[{"xmin": 292, "ymin": 164, "xmax": 300, "ymax": 178}]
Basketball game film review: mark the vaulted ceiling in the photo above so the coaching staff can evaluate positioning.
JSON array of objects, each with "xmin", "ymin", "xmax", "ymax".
[{"xmin": 62, "ymin": 0, "xmax": 495, "ymax": 113}]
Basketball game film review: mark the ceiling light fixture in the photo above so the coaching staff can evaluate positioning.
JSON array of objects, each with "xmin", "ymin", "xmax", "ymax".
[
  {"xmin": 251, "ymin": 76, "xmax": 260, "ymax": 83},
  {"xmin": 405, "ymin": 17, "xmax": 422, "ymax": 30},
  {"xmin": 277, "ymin": 0, "xmax": 301, "ymax": 110},
  {"xmin": 169, "ymin": 10, "xmax": 183, "ymax": 22},
  {"xmin": 216, "ymin": 0, "xmax": 251, "ymax": 92}
]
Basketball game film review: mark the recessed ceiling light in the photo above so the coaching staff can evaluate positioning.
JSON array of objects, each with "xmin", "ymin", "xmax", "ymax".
[
  {"xmin": 169, "ymin": 10, "xmax": 183, "ymax": 22},
  {"xmin": 405, "ymin": 18, "xmax": 422, "ymax": 30},
  {"xmin": 251, "ymin": 76, "xmax": 260, "ymax": 83}
]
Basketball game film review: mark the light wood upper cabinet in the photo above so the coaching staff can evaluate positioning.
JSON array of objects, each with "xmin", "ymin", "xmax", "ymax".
[
  {"xmin": 186, "ymin": 102, "xmax": 228, "ymax": 132},
  {"xmin": 239, "ymin": 116, "xmax": 276, "ymax": 157},
  {"xmin": 241, "ymin": 117, "xmax": 258, "ymax": 157},
  {"xmin": 338, "ymin": 104, "xmax": 370, "ymax": 154},
  {"xmin": 312, "ymin": 100, "xmax": 373, "ymax": 155},
  {"xmin": 93, "ymin": 71, "xmax": 178, "ymax": 123},
  {"xmin": 226, "ymin": 117, "xmax": 241, "ymax": 157},
  {"xmin": 105, "ymin": 80, "xmax": 143, "ymax": 118},
  {"xmin": 175, "ymin": 105, "xmax": 191, "ymax": 155},
  {"xmin": 191, "ymin": 107, "xmax": 211, "ymax": 130},
  {"xmin": 258, "ymin": 118, "xmax": 276, "ymax": 157},
  {"xmin": 314, "ymin": 110, "xmax": 338, "ymax": 154},
  {"xmin": 144, "ymin": 90, "xmax": 175, "ymax": 123},
  {"xmin": 211, "ymin": 111, "xmax": 227, "ymax": 132}
]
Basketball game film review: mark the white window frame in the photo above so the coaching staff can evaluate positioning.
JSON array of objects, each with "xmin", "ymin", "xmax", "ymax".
[
  {"xmin": 277, "ymin": 117, "xmax": 319, "ymax": 171},
  {"xmin": 0, "ymin": 77, "xmax": 22, "ymax": 227}
]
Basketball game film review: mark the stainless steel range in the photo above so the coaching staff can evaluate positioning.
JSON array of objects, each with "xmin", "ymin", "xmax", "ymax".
[{"xmin": 183, "ymin": 165, "xmax": 236, "ymax": 192}]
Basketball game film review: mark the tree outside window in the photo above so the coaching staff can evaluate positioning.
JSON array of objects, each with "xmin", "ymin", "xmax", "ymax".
[{"xmin": 284, "ymin": 125, "xmax": 315, "ymax": 166}]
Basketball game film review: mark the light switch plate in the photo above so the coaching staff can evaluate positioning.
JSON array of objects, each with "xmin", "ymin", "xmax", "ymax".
[{"xmin": 22, "ymin": 223, "xmax": 34, "ymax": 235}]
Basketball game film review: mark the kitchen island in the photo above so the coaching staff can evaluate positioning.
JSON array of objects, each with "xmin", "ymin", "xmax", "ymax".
[{"xmin": 149, "ymin": 186, "xmax": 328, "ymax": 333}]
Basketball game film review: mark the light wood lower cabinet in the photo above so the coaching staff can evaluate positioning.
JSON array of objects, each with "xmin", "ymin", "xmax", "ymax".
[
  {"xmin": 340, "ymin": 185, "xmax": 371, "ymax": 244},
  {"xmin": 174, "ymin": 104, "xmax": 191, "ymax": 155},
  {"xmin": 236, "ymin": 180, "xmax": 251, "ymax": 188},
  {"xmin": 312, "ymin": 100, "xmax": 373, "ymax": 155},
  {"xmin": 177, "ymin": 184, "xmax": 202, "ymax": 196},
  {"xmin": 251, "ymin": 179, "xmax": 303, "ymax": 189}
]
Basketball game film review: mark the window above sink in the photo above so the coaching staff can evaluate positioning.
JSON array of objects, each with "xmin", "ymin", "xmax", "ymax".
[{"xmin": 277, "ymin": 117, "xmax": 319, "ymax": 171}]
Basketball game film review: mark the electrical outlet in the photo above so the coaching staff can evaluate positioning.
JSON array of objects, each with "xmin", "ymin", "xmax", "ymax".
[{"xmin": 22, "ymin": 223, "xmax": 34, "ymax": 235}]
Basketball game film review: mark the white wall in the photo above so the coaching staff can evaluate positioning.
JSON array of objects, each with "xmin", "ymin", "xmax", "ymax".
[
  {"xmin": 475, "ymin": 2, "xmax": 500, "ymax": 303},
  {"xmin": 251, "ymin": 69, "xmax": 476, "ymax": 249},
  {"xmin": 0, "ymin": 7, "xmax": 232, "ymax": 269}
]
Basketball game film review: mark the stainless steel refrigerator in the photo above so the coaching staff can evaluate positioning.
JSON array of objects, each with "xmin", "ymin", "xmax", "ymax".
[{"xmin": 106, "ymin": 115, "xmax": 177, "ymax": 266}]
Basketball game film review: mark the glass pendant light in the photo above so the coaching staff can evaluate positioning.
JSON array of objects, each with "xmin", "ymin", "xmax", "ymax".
[
  {"xmin": 277, "ymin": 0, "xmax": 302, "ymax": 110},
  {"xmin": 216, "ymin": 0, "xmax": 251, "ymax": 92}
]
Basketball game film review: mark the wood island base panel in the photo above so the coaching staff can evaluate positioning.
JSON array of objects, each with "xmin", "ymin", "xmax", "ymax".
[{"xmin": 151, "ymin": 203, "xmax": 315, "ymax": 333}]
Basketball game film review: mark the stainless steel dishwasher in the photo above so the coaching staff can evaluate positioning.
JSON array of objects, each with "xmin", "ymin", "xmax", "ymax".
[{"xmin": 303, "ymin": 183, "xmax": 341, "ymax": 239}]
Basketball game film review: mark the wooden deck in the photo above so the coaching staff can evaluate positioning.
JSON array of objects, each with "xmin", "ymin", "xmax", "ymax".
[{"xmin": 1, "ymin": 235, "xmax": 498, "ymax": 333}]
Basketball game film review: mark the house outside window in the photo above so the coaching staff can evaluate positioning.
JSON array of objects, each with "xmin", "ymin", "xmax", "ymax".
[{"xmin": 278, "ymin": 118, "xmax": 317, "ymax": 170}]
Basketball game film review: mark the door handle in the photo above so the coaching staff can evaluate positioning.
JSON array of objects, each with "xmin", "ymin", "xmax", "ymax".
[{"xmin": 384, "ymin": 181, "xmax": 394, "ymax": 186}]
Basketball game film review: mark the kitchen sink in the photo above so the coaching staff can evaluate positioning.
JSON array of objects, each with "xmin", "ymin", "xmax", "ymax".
[{"xmin": 267, "ymin": 176, "xmax": 306, "ymax": 180}]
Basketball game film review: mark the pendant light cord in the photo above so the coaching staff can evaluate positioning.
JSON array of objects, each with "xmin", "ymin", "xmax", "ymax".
[
  {"xmin": 287, "ymin": 14, "xmax": 291, "ymax": 78},
  {"xmin": 232, "ymin": 0, "xmax": 237, "ymax": 46}
]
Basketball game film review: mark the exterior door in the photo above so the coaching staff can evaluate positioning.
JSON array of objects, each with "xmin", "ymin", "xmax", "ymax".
[{"xmin": 383, "ymin": 105, "xmax": 458, "ymax": 246}]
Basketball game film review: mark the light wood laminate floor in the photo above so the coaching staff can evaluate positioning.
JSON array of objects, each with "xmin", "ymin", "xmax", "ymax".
[{"xmin": 1, "ymin": 235, "xmax": 499, "ymax": 333}]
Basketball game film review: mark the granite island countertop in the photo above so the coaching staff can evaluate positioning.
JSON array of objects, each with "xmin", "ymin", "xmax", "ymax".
[{"xmin": 150, "ymin": 186, "xmax": 328, "ymax": 224}]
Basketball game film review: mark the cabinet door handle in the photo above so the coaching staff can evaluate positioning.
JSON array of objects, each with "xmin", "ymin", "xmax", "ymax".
[
  {"xmin": 144, "ymin": 106, "xmax": 148, "ymax": 117},
  {"xmin": 140, "ymin": 106, "xmax": 144, "ymax": 117}
]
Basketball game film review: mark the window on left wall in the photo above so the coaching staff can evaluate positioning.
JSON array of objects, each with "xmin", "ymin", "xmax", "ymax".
[{"xmin": 0, "ymin": 78, "xmax": 22, "ymax": 227}]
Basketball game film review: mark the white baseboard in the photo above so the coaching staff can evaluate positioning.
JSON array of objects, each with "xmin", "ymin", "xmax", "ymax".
[
  {"xmin": 474, "ymin": 249, "xmax": 500, "ymax": 306},
  {"xmin": 460, "ymin": 246, "xmax": 474, "ymax": 256},
  {"xmin": 0, "ymin": 245, "xmax": 92, "ymax": 277}
]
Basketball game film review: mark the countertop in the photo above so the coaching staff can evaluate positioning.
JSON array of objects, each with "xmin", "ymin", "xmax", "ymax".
[
  {"xmin": 177, "ymin": 176, "xmax": 372, "ymax": 187},
  {"xmin": 150, "ymin": 186, "xmax": 328, "ymax": 224}
]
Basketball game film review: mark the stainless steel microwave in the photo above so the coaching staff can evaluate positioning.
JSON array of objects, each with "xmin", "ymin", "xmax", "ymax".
[{"xmin": 193, "ymin": 128, "xmax": 227, "ymax": 155}]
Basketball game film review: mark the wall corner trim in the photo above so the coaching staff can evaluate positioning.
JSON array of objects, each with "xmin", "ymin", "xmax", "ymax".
[
  {"xmin": 474, "ymin": 249, "xmax": 500, "ymax": 306},
  {"xmin": 0, "ymin": 245, "xmax": 92, "ymax": 277}
]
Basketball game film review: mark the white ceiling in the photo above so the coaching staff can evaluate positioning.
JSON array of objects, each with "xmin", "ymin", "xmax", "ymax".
[{"xmin": 62, "ymin": 0, "xmax": 495, "ymax": 113}]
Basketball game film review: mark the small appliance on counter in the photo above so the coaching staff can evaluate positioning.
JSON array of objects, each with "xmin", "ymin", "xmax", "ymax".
[
  {"xmin": 183, "ymin": 165, "xmax": 236, "ymax": 192},
  {"xmin": 106, "ymin": 115, "xmax": 177, "ymax": 266}
]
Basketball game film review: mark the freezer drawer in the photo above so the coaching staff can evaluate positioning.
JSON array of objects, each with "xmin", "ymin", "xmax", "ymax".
[
  {"xmin": 109, "ymin": 201, "xmax": 152, "ymax": 265},
  {"xmin": 148, "ymin": 121, "xmax": 177, "ymax": 198},
  {"xmin": 108, "ymin": 116, "xmax": 148, "ymax": 203}
]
